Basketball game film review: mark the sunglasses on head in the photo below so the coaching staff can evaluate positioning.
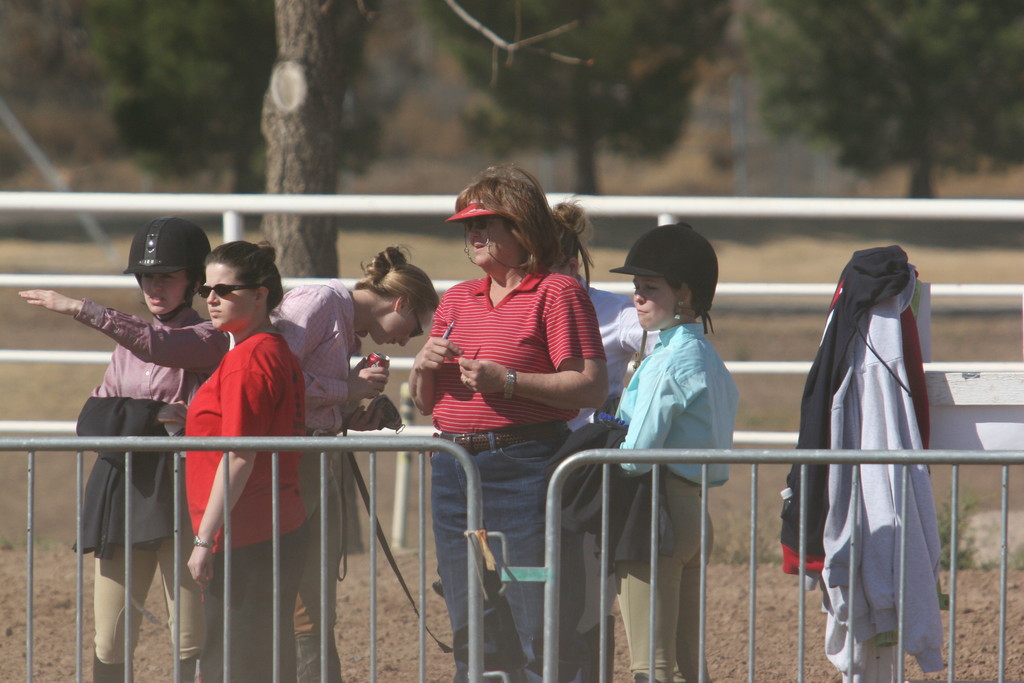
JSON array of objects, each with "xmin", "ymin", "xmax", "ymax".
[{"xmin": 197, "ymin": 283, "xmax": 262, "ymax": 298}]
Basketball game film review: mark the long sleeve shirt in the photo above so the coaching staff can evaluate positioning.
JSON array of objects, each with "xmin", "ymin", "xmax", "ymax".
[
  {"xmin": 617, "ymin": 322, "xmax": 738, "ymax": 485},
  {"xmin": 271, "ymin": 280, "xmax": 358, "ymax": 433},
  {"xmin": 76, "ymin": 299, "xmax": 228, "ymax": 405}
]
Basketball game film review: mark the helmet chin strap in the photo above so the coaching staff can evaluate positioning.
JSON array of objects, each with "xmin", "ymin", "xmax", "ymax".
[{"xmin": 155, "ymin": 301, "xmax": 190, "ymax": 322}]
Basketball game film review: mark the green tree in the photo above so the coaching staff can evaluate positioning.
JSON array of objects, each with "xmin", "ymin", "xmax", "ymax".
[
  {"xmin": 746, "ymin": 1, "xmax": 1024, "ymax": 198},
  {"xmin": 86, "ymin": 0, "xmax": 278, "ymax": 192},
  {"xmin": 423, "ymin": 0, "xmax": 731, "ymax": 194}
]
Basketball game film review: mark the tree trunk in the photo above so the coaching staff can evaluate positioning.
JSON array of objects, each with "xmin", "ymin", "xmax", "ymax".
[
  {"xmin": 908, "ymin": 151, "xmax": 935, "ymax": 199},
  {"xmin": 261, "ymin": 1, "xmax": 365, "ymax": 552},
  {"xmin": 260, "ymin": 0, "xmax": 347, "ymax": 277},
  {"xmin": 572, "ymin": 68, "xmax": 600, "ymax": 195}
]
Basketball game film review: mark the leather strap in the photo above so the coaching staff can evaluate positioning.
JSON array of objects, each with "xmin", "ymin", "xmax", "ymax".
[
  {"xmin": 437, "ymin": 420, "xmax": 567, "ymax": 455},
  {"xmin": 344, "ymin": 452, "xmax": 452, "ymax": 654}
]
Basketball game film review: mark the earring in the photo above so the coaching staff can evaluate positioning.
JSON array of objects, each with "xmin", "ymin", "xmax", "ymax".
[{"xmin": 674, "ymin": 301, "xmax": 685, "ymax": 320}]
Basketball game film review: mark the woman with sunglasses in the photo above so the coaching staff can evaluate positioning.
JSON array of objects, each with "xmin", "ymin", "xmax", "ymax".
[
  {"xmin": 185, "ymin": 240, "xmax": 308, "ymax": 683},
  {"xmin": 411, "ymin": 165, "xmax": 608, "ymax": 682},
  {"xmin": 19, "ymin": 217, "xmax": 227, "ymax": 683},
  {"xmin": 270, "ymin": 245, "xmax": 438, "ymax": 683}
]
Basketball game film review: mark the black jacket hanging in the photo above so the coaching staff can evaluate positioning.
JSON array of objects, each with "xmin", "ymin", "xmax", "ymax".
[
  {"xmin": 780, "ymin": 246, "xmax": 911, "ymax": 566},
  {"xmin": 77, "ymin": 396, "xmax": 183, "ymax": 559}
]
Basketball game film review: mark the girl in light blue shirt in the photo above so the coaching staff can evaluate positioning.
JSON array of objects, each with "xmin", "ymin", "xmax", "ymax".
[{"xmin": 610, "ymin": 223, "xmax": 738, "ymax": 683}]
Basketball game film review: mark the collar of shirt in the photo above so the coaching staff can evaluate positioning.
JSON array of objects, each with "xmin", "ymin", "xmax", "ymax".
[
  {"xmin": 651, "ymin": 321, "xmax": 703, "ymax": 351},
  {"xmin": 469, "ymin": 270, "xmax": 548, "ymax": 299}
]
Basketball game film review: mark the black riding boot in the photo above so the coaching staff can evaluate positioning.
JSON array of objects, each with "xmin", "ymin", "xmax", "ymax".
[
  {"xmin": 177, "ymin": 655, "xmax": 200, "ymax": 683},
  {"xmin": 92, "ymin": 654, "xmax": 126, "ymax": 683},
  {"xmin": 633, "ymin": 673, "xmax": 669, "ymax": 683},
  {"xmin": 296, "ymin": 634, "xmax": 344, "ymax": 683}
]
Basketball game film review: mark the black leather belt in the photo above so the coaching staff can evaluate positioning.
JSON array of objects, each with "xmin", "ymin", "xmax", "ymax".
[{"xmin": 435, "ymin": 420, "xmax": 568, "ymax": 455}]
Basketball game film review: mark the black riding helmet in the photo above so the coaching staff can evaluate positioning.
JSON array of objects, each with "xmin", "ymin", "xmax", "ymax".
[
  {"xmin": 124, "ymin": 217, "xmax": 211, "ymax": 275},
  {"xmin": 124, "ymin": 218, "xmax": 211, "ymax": 311},
  {"xmin": 611, "ymin": 222, "xmax": 719, "ymax": 332}
]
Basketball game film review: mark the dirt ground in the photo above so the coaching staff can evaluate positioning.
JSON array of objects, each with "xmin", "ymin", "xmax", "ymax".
[
  {"xmin": 2, "ymin": 470, "xmax": 1022, "ymax": 683},
  {"xmin": 1, "ymin": 229, "xmax": 1022, "ymax": 681}
]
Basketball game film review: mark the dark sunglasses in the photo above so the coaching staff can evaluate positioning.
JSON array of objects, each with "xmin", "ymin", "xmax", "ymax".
[
  {"xmin": 197, "ymin": 283, "xmax": 262, "ymax": 298},
  {"xmin": 410, "ymin": 317, "xmax": 424, "ymax": 338}
]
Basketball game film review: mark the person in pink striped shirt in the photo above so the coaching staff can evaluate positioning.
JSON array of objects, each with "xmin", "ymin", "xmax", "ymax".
[
  {"xmin": 272, "ymin": 246, "xmax": 438, "ymax": 683},
  {"xmin": 411, "ymin": 165, "xmax": 608, "ymax": 682}
]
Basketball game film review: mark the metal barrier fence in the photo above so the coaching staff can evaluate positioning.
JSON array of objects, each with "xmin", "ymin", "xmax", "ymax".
[
  {"xmin": 3, "ymin": 435, "xmax": 1022, "ymax": 682},
  {"xmin": 544, "ymin": 449, "xmax": 1024, "ymax": 683},
  {"xmin": 1, "ymin": 435, "xmax": 489, "ymax": 683}
]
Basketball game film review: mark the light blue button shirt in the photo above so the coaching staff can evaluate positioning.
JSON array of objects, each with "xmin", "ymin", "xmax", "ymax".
[{"xmin": 617, "ymin": 323, "xmax": 739, "ymax": 485}]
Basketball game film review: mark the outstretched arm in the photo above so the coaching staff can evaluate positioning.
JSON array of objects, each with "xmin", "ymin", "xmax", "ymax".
[{"xmin": 19, "ymin": 289, "xmax": 83, "ymax": 316}]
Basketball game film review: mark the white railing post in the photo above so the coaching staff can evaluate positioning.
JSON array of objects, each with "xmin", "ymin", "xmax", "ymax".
[{"xmin": 223, "ymin": 211, "xmax": 244, "ymax": 243}]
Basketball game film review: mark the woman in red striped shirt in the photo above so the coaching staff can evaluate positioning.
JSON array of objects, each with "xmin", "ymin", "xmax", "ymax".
[{"xmin": 411, "ymin": 165, "xmax": 608, "ymax": 682}]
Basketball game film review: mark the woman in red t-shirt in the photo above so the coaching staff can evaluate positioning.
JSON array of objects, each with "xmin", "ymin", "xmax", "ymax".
[{"xmin": 186, "ymin": 240, "xmax": 307, "ymax": 683}]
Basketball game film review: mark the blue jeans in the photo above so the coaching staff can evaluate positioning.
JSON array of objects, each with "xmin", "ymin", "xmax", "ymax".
[{"xmin": 431, "ymin": 434, "xmax": 588, "ymax": 683}]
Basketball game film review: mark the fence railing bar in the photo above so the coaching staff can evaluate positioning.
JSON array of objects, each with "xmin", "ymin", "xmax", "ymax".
[
  {"xmin": 6, "ymin": 350, "xmax": 1022, "ymax": 379},
  {"xmin": 7, "ymin": 438, "xmax": 1024, "ymax": 465},
  {"xmin": 5, "ymin": 273, "xmax": 1023, "ymax": 300},
  {"xmin": 1, "ymin": 191, "xmax": 1022, "ymax": 222},
  {"xmin": 999, "ymin": 465, "xmax": 1010, "ymax": 683},
  {"xmin": 26, "ymin": 451, "xmax": 35, "ymax": 683},
  {"xmin": 418, "ymin": 451, "xmax": 427, "ymax": 683},
  {"xmin": 947, "ymin": 465, "xmax": 959, "ymax": 683},
  {"xmin": 319, "ymin": 451, "xmax": 329, "ymax": 683},
  {"xmin": 172, "ymin": 452, "xmax": 183, "ymax": 683},
  {"xmin": 76, "ymin": 451, "xmax": 84, "ymax": 683},
  {"xmin": 897, "ymin": 464, "xmax": 909, "ymax": 683},
  {"xmin": 846, "ymin": 465, "xmax": 861, "ymax": 681},
  {"xmin": 698, "ymin": 465, "xmax": 710, "ymax": 683},
  {"xmin": 747, "ymin": 463, "xmax": 758, "ymax": 683},
  {"xmin": 646, "ymin": 464, "xmax": 660, "ymax": 683},
  {"xmin": 797, "ymin": 463, "xmax": 807, "ymax": 683},
  {"xmin": 272, "ymin": 452, "xmax": 282, "ymax": 683},
  {"xmin": 221, "ymin": 451, "xmax": 232, "ymax": 683},
  {"xmin": 123, "ymin": 451, "xmax": 133, "ymax": 683},
  {"xmin": 599, "ymin": 463, "xmax": 612, "ymax": 683},
  {"xmin": 0, "ymin": 423, "xmax": 798, "ymax": 447},
  {"xmin": 369, "ymin": 451, "xmax": 379, "ymax": 683}
]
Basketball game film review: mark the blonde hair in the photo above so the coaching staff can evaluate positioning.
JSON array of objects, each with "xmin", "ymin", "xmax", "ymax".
[
  {"xmin": 453, "ymin": 165, "xmax": 561, "ymax": 273},
  {"xmin": 552, "ymin": 201, "xmax": 595, "ymax": 285},
  {"xmin": 354, "ymin": 246, "xmax": 439, "ymax": 317}
]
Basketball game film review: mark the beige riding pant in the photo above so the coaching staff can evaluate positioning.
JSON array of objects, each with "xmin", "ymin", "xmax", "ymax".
[
  {"xmin": 93, "ymin": 536, "xmax": 204, "ymax": 663},
  {"xmin": 616, "ymin": 475, "xmax": 714, "ymax": 683}
]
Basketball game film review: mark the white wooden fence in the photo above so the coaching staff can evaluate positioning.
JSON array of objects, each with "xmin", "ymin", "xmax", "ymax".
[{"xmin": 2, "ymin": 192, "xmax": 1022, "ymax": 442}]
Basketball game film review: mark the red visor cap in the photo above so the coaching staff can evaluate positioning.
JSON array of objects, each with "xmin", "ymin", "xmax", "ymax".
[{"xmin": 445, "ymin": 202, "xmax": 501, "ymax": 223}]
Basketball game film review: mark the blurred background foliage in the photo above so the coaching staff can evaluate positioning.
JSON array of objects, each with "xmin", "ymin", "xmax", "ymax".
[{"xmin": 1, "ymin": 0, "xmax": 1023, "ymax": 199}]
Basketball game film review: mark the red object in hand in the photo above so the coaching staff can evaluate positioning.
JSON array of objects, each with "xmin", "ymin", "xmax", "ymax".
[{"xmin": 366, "ymin": 352, "xmax": 390, "ymax": 368}]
